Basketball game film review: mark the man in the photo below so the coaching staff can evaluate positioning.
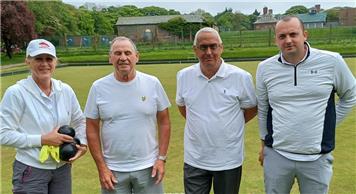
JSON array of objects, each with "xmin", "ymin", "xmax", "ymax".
[
  {"xmin": 256, "ymin": 16, "xmax": 356, "ymax": 194},
  {"xmin": 176, "ymin": 27, "xmax": 257, "ymax": 194},
  {"xmin": 85, "ymin": 36, "xmax": 171, "ymax": 194}
]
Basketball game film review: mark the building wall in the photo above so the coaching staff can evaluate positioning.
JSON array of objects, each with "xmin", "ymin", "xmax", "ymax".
[
  {"xmin": 304, "ymin": 22, "xmax": 324, "ymax": 29},
  {"xmin": 117, "ymin": 24, "xmax": 176, "ymax": 42},
  {"xmin": 339, "ymin": 8, "xmax": 356, "ymax": 26},
  {"xmin": 255, "ymin": 23, "xmax": 276, "ymax": 30}
]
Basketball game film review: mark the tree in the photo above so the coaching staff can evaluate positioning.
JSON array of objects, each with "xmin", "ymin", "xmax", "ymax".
[
  {"xmin": 253, "ymin": 9, "xmax": 260, "ymax": 16},
  {"xmin": 28, "ymin": 1, "xmax": 80, "ymax": 36},
  {"xmin": 159, "ymin": 17, "xmax": 187, "ymax": 37},
  {"xmin": 77, "ymin": 8, "xmax": 95, "ymax": 35},
  {"xmin": 168, "ymin": 9, "xmax": 180, "ymax": 15},
  {"xmin": 190, "ymin": 9, "xmax": 215, "ymax": 26},
  {"xmin": 284, "ymin": 5, "xmax": 308, "ymax": 15},
  {"xmin": 116, "ymin": 5, "xmax": 143, "ymax": 16},
  {"xmin": 91, "ymin": 10, "xmax": 113, "ymax": 35},
  {"xmin": 141, "ymin": 6, "xmax": 169, "ymax": 16},
  {"xmin": 159, "ymin": 16, "xmax": 201, "ymax": 40},
  {"xmin": 1, "ymin": 1, "xmax": 36, "ymax": 59},
  {"xmin": 215, "ymin": 9, "xmax": 235, "ymax": 31},
  {"xmin": 232, "ymin": 12, "xmax": 250, "ymax": 30},
  {"xmin": 325, "ymin": 8, "xmax": 340, "ymax": 22}
]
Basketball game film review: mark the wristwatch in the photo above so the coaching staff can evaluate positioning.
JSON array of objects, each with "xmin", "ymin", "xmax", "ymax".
[{"xmin": 158, "ymin": 155, "xmax": 167, "ymax": 162}]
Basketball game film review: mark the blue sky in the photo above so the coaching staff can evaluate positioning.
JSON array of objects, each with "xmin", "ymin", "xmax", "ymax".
[{"xmin": 63, "ymin": 0, "xmax": 356, "ymax": 16}]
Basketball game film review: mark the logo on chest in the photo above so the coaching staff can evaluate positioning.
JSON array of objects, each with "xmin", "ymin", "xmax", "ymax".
[
  {"xmin": 300, "ymin": 69, "xmax": 320, "ymax": 76},
  {"xmin": 310, "ymin": 69, "xmax": 318, "ymax": 74}
]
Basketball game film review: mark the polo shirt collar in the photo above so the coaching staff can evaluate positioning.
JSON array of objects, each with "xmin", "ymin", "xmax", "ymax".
[{"xmin": 196, "ymin": 58, "xmax": 226, "ymax": 79}]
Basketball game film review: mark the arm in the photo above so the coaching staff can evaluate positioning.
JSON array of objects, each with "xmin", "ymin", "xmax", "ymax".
[
  {"xmin": 86, "ymin": 118, "xmax": 117, "ymax": 190},
  {"xmin": 177, "ymin": 105, "xmax": 186, "ymax": 119},
  {"xmin": 256, "ymin": 63, "xmax": 269, "ymax": 140},
  {"xmin": 256, "ymin": 63, "xmax": 269, "ymax": 167},
  {"xmin": 334, "ymin": 54, "xmax": 356, "ymax": 124},
  {"xmin": 176, "ymin": 70, "xmax": 186, "ymax": 120},
  {"xmin": 0, "ymin": 87, "xmax": 39, "ymax": 147},
  {"xmin": 68, "ymin": 86, "xmax": 87, "ymax": 162},
  {"xmin": 239, "ymin": 72, "xmax": 257, "ymax": 124},
  {"xmin": 69, "ymin": 86, "xmax": 87, "ymax": 145},
  {"xmin": 152, "ymin": 108, "xmax": 171, "ymax": 184},
  {"xmin": 244, "ymin": 106, "xmax": 257, "ymax": 123},
  {"xmin": 0, "ymin": 87, "xmax": 72, "ymax": 147}
]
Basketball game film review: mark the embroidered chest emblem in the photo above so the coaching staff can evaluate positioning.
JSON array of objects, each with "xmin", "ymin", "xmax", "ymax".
[
  {"xmin": 141, "ymin": 96, "xmax": 146, "ymax": 101},
  {"xmin": 310, "ymin": 69, "xmax": 318, "ymax": 74}
]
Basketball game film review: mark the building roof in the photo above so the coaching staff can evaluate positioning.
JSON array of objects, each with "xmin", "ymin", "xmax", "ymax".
[
  {"xmin": 296, "ymin": 12, "xmax": 327, "ymax": 23},
  {"xmin": 116, "ymin": 15, "xmax": 203, "ymax": 25},
  {"xmin": 254, "ymin": 14, "xmax": 278, "ymax": 24}
]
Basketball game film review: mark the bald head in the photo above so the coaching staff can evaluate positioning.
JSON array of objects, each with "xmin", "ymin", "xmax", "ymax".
[{"xmin": 276, "ymin": 16, "xmax": 305, "ymax": 32}]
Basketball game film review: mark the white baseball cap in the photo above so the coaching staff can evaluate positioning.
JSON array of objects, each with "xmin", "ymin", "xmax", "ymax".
[{"xmin": 26, "ymin": 39, "xmax": 56, "ymax": 58}]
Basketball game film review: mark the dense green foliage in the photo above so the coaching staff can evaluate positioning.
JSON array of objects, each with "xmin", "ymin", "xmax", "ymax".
[
  {"xmin": 284, "ymin": 5, "xmax": 308, "ymax": 15},
  {"xmin": 25, "ymin": 2, "xmax": 183, "ymax": 36},
  {"xmin": 1, "ymin": 1, "xmax": 353, "ymax": 52},
  {"xmin": 190, "ymin": 9, "xmax": 215, "ymax": 26},
  {"xmin": 159, "ymin": 16, "xmax": 203, "ymax": 39},
  {"xmin": 28, "ymin": 1, "xmax": 79, "ymax": 36},
  {"xmin": 1, "ymin": 1, "xmax": 36, "ymax": 58},
  {"xmin": 19, "ymin": 1, "xmax": 351, "ymax": 37}
]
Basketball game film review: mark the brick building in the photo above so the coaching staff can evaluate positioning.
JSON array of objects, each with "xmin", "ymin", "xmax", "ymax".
[
  {"xmin": 254, "ymin": 7, "xmax": 277, "ymax": 30},
  {"xmin": 339, "ymin": 8, "xmax": 356, "ymax": 26}
]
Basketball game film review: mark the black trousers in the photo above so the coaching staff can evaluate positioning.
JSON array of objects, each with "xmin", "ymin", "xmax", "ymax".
[{"xmin": 184, "ymin": 163, "xmax": 242, "ymax": 194}]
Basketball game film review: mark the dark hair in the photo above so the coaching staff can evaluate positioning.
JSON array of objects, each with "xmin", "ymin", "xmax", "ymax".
[{"xmin": 278, "ymin": 15, "xmax": 305, "ymax": 32}]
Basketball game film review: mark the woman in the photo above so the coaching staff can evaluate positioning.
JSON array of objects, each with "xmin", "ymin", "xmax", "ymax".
[{"xmin": 0, "ymin": 39, "xmax": 87, "ymax": 194}]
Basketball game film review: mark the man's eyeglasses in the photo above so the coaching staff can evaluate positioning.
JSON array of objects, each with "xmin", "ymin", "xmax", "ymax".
[{"xmin": 196, "ymin": 44, "xmax": 220, "ymax": 52}]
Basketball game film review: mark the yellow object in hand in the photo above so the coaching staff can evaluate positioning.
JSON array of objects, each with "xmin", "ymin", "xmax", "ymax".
[{"xmin": 39, "ymin": 145, "xmax": 60, "ymax": 163}]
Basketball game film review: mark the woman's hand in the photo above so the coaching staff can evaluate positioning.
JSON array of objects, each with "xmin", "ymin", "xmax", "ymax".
[
  {"xmin": 68, "ymin": 144, "xmax": 87, "ymax": 163},
  {"xmin": 41, "ymin": 127, "xmax": 73, "ymax": 146}
]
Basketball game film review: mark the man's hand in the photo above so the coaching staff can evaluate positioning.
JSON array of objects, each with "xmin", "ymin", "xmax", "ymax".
[
  {"xmin": 99, "ymin": 166, "xmax": 118, "ymax": 191},
  {"xmin": 259, "ymin": 140, "xmax": 265, "ymax": 166},
  {"xmin": 259, "ymin": 147, "xmax": 264, "ymax": 166},
  {"xmin": 151, "ymin": 160, "xmax": 165, "ymax": 184}
]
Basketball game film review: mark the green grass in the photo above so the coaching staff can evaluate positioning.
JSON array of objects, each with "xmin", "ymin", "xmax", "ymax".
[
  {"xmin": 1, "ymin": 59, "xmax": 355, "ymax": 194},
  {"xmin": 1, "ymin": 54, "xmax": 25, "ymax": 66}
]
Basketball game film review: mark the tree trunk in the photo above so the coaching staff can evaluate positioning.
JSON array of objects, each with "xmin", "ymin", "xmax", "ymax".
[{"xmin": 4, "ymin": 39, "xmax": 13, "ymax": 59}]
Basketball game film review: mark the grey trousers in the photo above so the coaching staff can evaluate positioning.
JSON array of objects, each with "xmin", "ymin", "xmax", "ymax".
[
  {"xmin": 12, "ymin": 160, "xmax": 71, "ymax": 194},
  {"xmin": 101, "ymin": 167, "xmax": 163, "ymax": 194},
  {"xmin": 264, "ymin": 147, "xmax": 333, "ymax": 194}
]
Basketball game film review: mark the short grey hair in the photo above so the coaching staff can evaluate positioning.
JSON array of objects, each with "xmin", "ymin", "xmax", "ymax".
[
  {"xmin": 109, "ymin": 36, "xmax": 138, "ymax": 53},
  {"xmin": 193, "ymin": 27, "xmax": 222, "ymax": 46}
]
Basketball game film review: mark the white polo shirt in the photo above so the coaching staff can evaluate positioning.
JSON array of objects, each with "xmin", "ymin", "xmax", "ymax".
[
  {"xmin": 85, "ymin": 71, "xmax": 171, "ymax": 172},
  {"xmin": 176, "ymin": 60, "xmax": 257, "ymax": 171}
]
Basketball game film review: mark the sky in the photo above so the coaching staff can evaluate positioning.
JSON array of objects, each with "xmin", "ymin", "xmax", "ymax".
[{"xmin": 63, "ymin": 0, "xmax": 356, "ymax": 16}]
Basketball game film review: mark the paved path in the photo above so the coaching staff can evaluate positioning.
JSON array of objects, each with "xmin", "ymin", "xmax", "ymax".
[{"xmin": 0, "ymin": 63, "xmax": 26, "ymax": 70}]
